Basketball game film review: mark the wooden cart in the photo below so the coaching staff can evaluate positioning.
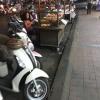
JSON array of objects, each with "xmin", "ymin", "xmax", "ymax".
[{"xmin": 34, "ymin": 24, "xmax": 66, "ymax": 53}]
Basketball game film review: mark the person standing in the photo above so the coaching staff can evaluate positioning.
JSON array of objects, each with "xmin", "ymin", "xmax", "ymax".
[{"xmin": 87, "ymin": 0, "xmax": 92, "ymax": 14}]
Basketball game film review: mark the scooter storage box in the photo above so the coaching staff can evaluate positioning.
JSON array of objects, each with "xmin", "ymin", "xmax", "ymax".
[{"xmin": 0, "ymin": 62, "xmax": 8, "ymax": 77}]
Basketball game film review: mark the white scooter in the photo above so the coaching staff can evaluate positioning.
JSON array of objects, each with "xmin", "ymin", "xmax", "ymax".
[
  {"xmin": 0, "ymin": 39, "xmax": 50, "ymax": 100},
  {"xmin": 8, "ymin": 15, "xmax": 42, "ymax": 68},
  {"xmin": 0, "ymin": 6, "xmax": 41, "ymax": 67}
]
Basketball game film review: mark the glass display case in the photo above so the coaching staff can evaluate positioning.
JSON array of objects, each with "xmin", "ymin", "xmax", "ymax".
[{"xmin": 33, "ymin": 0, "xmax": 66, "ymax": 27}]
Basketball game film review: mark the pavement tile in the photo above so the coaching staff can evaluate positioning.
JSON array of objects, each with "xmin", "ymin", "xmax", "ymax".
[
  {"xmin": 96, "ymin": 77, "xmax": 100, "ymax": 81},
  {"xmin": 83, "ymin": 88, "xmax": 99, "ymax": 100},
  {"xmin": 71, "ymin": 73, "xmax": 83, "ymax": 79},
  {"xmin": 69, "ymin": 95, "xmax": 84, "ymax": 100},
  {"xmin": 95, "ymin": 73, "xmax": 100, "ymax": 78},
  {"xmin": 84, "ymin": 71, "xmax": 96, "ymax": 80},
  {"xmin": 70, "ymin": 86, "xmax": 84, "ymax": 94},
  {"xmin": 72, "ymin": 70, "xmax": 83, "ymax": 77},
  {"xmin": 67, "ymin": 11, "xmax": 100, "ymax": 100},
  {"xmin": 84, "ymin": 79, "xmax": 97, "ymax": 88},
  {"xmin": 49, "ymin": 11, "xmax": 100, "ymax": 100},
  {"xmin": 71, "ymin": 78, "xmax": 84, "ymax": 87},
  {"xmin": 69, "ymin": 86, "xmax": 84, "ymax": 100},
  {"xmin": 95, "ymin": 67, "xmax": 100, "ymax": 74},
  {"xmin": 96, "ymin": 79, "xmax": 100, "ymax": 88},
  {"xmin": 72, "ymin": 67, "xmax": 84, "ymax": 73},
  {"xmin": 96, "ymin": 88, "xmax": 100, "ymax": 99}
]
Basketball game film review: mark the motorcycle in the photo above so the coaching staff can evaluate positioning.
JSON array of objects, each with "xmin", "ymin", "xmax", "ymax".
[{"xmin": 0, "ymin": 38, "xmax": 50, "ymax": 100}]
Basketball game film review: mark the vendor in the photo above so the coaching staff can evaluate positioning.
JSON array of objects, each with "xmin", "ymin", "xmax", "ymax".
[
  {"xmin": 20, "ymin": 10, "xmax": 33, "ymax": 30},
  {"xmin": 87, "ymin": 0, "xmax": 92, "ymax": 14},
  {"xmin": 20, "ymin": 10, "xmax": 39, "ymax": 45}
]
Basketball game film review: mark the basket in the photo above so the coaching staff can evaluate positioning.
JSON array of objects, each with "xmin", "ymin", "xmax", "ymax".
[{"xmin": 6, "ymin": 38, "xmax": 23, "ymax": 49}]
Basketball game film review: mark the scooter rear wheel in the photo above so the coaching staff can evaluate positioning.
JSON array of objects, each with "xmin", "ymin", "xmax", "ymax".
[{"xmin": 24, "ymin": 78, "xmax": 50, "ymax": 100}]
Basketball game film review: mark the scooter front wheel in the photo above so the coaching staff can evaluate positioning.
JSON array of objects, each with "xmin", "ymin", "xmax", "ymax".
[{"xmin": 24, "ymin": 78, "xmax": 50, "ymax": 100}]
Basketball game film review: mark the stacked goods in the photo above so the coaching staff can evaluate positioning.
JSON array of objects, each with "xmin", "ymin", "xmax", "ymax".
[{"xmin": 40, "ymin": 13, "xmax": 64, "ymax": 27}]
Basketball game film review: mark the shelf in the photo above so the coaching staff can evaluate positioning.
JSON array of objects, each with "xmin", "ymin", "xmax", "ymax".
[{"xmin": 33, "ymin": 0, "xmax": 66, "ymax": 27}]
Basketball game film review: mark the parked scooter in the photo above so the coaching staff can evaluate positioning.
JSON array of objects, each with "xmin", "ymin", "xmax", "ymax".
[
  {"xmin": 0, "ymin": 38, "xmax": 50, "ymax": 100},
  {"xmin": 0, "ymin": 4, "xmax": 42, "ymax": 68},
  {"xmin": 8, "ymin": 14, "xmax": 42, "ymax": 69}
]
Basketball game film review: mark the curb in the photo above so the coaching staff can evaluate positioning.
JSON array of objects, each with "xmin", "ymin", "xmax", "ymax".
[{"xmin": 48, "ymin": 17, "xmax": 78, "ymax": 100}]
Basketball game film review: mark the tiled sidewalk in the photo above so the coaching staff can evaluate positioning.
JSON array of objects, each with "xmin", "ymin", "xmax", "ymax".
[{"xmin": 68, "ymin": 11, "xmax": 100, "ymax": 100}]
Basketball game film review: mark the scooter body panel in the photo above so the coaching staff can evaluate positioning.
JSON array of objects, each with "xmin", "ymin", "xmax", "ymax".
[
  {"xmin": 25, "ymin": 48, "xmax": 37, "ymax": 66},
  {"xmin": 12, "ymin": 68, "xmax": 31, "ymax": 92},
  {"xmin": 12, "ymin": 68, "xmax": 49, "ymax": 92},
  {"xmin": 32, "ymin": 51, "xmax": 42, "ymax": 57},
  {"xmin": 16, "ymin": 29, "xmax": 42, "ymax": 58},
  {"xmin": 0, "ymin": 62, "xmax": 8, "ymax": 77},
  {"xmin": 25, "ymin": 68, "xmax": 49, "ymax": 84},
  {"xmin": 12, "ymin": 48, "xmax": 35, "ymax": 92},
  {"xmin": 13, "ymin": 48, "xmax": 33, "ymax": 69},
  {"xmin": 16, "ymin": 29, "xmax": 34, "ymax": 50}
]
